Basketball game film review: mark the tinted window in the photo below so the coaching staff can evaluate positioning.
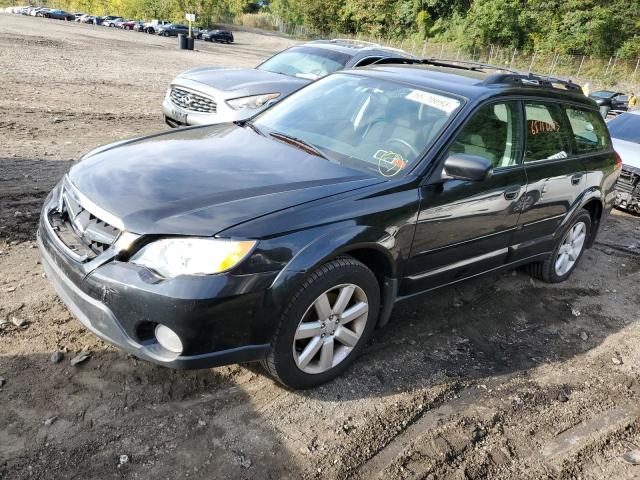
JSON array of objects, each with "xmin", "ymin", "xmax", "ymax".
[
  {"xmin": 607, "ymin": 113, "xmax": 640, "ymax": 143},
  {"xmin": 449, "ymin": 101, "xmax": 522, "ymax": 168},
  {"xmin": 258, "ymin": 46, "xmax": 352, "ymax": 80},
  {"xmin": 524, "ymin": 103, "xmax": 570, "ymax": 162},
  {"xmin": 564, "ymin": 107, "xmax": 611, "ymax": 153},
  {"xmin": 254, "ymin": 73, "xmax": 460, "ymax": 177},
  {"xmin": 590, "ymin": 91, "xmax": 615, "ymax": 99},
  {"xmin": 354, "ymin": 57, "xmax": 382, "ymax": 67}
]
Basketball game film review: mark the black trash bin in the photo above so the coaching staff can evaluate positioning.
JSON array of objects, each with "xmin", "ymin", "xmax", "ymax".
[
  {"xmin": 178, "ymin": 34, "xmax": 194, "ymax": 50},
  {"xmin": 178, "ymin": 33, "xmax": 188, "ymax": 50}
]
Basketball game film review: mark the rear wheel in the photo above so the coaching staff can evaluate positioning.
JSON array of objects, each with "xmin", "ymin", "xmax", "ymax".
[
  {"xmin": 527, "ymin": 210, "xmax": 591, "ymax": 283},
  {"xmin": 262, "ymin": 256, "xmax": 380, "ymax": 389}
]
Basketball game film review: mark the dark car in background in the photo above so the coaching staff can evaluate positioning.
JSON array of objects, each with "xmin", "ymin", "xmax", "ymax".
[
  {"xmin": 120, "ymin": 20, "xmax": 143, "ymax": 30},
  {"xmin": 162, "ymin": 39, "xmax": 414, "ymax": 126},
  {"xmin": 200, "ymin": 29, "xmax": 234, "ymax": 43},
  {"xmin": 157, "ymin": 23, "xmax": 190, "ymax": 37},
  {"xmin": 607, "ymin": 111, "xmax": 640, "ymax": 212},
  {"xmin": 589, "ymin": 90, "xmax": 629, "ymax": 111},
  {"xmin": 39, "ymin": 60, "xmax": 619, "ymax": 388},
  {"xmin": 44, "ymin": 9, "xmax": 75, "ymax": 20}
]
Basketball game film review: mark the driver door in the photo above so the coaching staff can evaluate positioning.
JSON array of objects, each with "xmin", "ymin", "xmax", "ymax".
[{"xmin": 402, "ymin": 100, "xmax": 528, "ymax": 295}]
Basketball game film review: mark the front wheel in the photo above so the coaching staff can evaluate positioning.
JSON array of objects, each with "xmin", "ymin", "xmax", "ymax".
[
  {"xmin": 262, "ymin": 256, "xmax": 380, "ymax": 389},
  {"xmin": 527, "ymin": 210, "xmax": 591, "ymax": 283}
]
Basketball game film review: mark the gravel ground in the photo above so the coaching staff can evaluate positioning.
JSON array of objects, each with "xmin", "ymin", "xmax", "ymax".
[{"xmin": 1, "ymin": 13, "xmax": 640, "ymax": 480}]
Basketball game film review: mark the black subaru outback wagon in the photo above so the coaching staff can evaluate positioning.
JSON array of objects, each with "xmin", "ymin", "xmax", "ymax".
[{"xmin": 39, "ymin": 59, "xmax": 620, "ymax": 388}]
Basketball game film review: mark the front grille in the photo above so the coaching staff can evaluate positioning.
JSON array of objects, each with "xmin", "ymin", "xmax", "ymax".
[
  {"xmin": 169, "ymin": 87, "xmax": 217, "ymax": 113},
  {"xmin": 49, "ymin": 186, "xmax": 121, "ymax": 261}
]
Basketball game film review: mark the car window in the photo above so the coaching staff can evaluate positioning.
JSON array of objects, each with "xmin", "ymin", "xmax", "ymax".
[
  {"xmin": 607, "ymin": 113, "xmax": 640, "ymax": 143},
  {"xmin": 258, "ymin": 46, "xmax": 352, "ymax": 80},
  {"xmin": 564, "ymin": 107, "xmax": 611, "ymax": 153},
  {"xmin": 590, "ymin": 91, "xmax": 615, "ymax": 99},
  {"xmin": 254, "ymin": 73, "xmax": 461, "ymax": 178},
  {"xmin": 448, "ymin": 101, "xmax": 522, "ymax": 169},
  {"xmin": 524, "ymin": 102, "xmax": 570, "ymax": 162},
  {"xmin": 354, "ymin": 57, "xmax": 383, "ymax": 67}
]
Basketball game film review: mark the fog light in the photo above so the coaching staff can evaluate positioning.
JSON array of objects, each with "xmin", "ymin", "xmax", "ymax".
[{"xmin": 154, "ymin": 324, "xmax": 183, "ymax": 354}]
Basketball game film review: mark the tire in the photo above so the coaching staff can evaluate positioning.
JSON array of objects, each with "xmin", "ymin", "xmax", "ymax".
[
  {"xmin": 262, "ymin": 256, "xmax": 380, "ymax": 389},
  {"xmin": 527, "ymin": 210, "xmax": 591, "ymax": 283}
]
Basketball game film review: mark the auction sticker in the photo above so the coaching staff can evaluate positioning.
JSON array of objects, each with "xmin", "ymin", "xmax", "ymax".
[
  {"xmin": 405, "ymin": 90, "xmax": 460, "ymax": 113},
  {"xmin": 375, "ymin": 149, "xmax": 407, "ymax": 177}
]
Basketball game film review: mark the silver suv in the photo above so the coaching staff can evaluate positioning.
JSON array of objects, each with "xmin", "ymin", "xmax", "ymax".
[{"xmin": 162, "ymin": 39, "xmax": 413, "ymax": 127}]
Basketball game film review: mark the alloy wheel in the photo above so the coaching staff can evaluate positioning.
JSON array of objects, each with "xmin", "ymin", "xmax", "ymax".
[
  {"xmin": 292, "ymin": 283, "xmax": 369, "ymax": 374},
  {"xmin": 555, "ymin": 221, "xmax": 587, "ymax": 276}
]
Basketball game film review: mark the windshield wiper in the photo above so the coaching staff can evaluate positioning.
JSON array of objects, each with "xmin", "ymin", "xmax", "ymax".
[
  {"xmin": 234, "ymin": 120, "xmax": 264, "ymax": 136},
  {"xmin": 269, "ymin": 131, "xmax": 328, "ymax": 159}
]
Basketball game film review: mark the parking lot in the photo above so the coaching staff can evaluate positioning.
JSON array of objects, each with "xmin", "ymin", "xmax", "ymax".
[{"xmin": 1, "ymin": 13, "xmax": 640, "ymax": 479}]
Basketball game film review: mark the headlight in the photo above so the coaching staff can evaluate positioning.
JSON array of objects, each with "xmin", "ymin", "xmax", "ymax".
[
  {"xmin": 226, "ymin": 93, "xmax": 280, "ymax": 110},
  {"xmin": 130, "ymin": 238, "xmax": 256, "ymax": 278}
]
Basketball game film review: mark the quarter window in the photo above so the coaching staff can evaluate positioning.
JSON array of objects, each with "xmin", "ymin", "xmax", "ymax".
[
  {"xmin": 564, "ymin": 107, "xmax": 611, "ymax": 153},
  {"xmin": 524, "ymin": 103, "xmax": 570, "ymax": 162},
  {"xmin": 448, "ymin": 101, "xmax": 522, "ymax": 169}
]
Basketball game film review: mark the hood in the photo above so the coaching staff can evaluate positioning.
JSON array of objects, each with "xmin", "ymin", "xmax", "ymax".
[
  {"xmin": 68, "ymin": 124, "xmax": 381, "ymax": 236},
  {"xmin": 613, "ymin": 138, "xmax": 640, "ymax": 170},
  {"xmin": 178, "ymin": 67, "xmax": 310, "ymax": 93}
]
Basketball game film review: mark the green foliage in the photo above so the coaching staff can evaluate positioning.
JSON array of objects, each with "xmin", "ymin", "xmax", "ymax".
[{"xmin": 6, "ymin": 0, "xmax": 640, "ymax": 60}]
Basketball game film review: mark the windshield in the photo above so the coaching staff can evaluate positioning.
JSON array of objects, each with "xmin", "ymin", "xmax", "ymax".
[
  {"xmin": 257, "ymin": 46, "xmax": 351, "ymax": 80},
  {"xmin": 253, "ymin": 73, "xmax": 461, "ymax": 177},
  {"xmin": 607, "ymin": 113, "xmax": 640, "ymax": 143},
  {"xmin": 590, "ymin": 91, "xmax": 615, "ymax": 98}
]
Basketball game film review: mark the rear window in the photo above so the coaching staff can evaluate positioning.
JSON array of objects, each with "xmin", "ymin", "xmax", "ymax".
[
  {"xmin": 607, "ymin": 113, "xmax": 640, "ymax": 144},
  {"xmin": 564, "ymin": 107, "xmax": 611, "ymax": 153},
  {"xmin": 524, "ymin": 102, "xmax": 571, "ymax": 162}
]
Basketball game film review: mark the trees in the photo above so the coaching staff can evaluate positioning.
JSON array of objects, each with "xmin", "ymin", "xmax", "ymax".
[{"xmin": 9, "ymin": 0, "xmax": 637, "ymax": 60}]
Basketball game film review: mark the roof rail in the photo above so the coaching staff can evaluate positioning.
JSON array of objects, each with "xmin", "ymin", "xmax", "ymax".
[
  {"xmin": 371, "ymin": 57, "xmax": 516, "ymax": 72},
  {"xmin": 328, "ymin": 38, "xmax": 381, "ymax": 47},
  {"xmin": 316, "ymin": 39, "xmax": 416, "ymax": 58},
  {"xmin": 483, "ymin": 72, "xmax": 583, "ymax": 91},
  {"xmin": 370, "ymin": 57, "xmax": 583, "ymax": 92}
]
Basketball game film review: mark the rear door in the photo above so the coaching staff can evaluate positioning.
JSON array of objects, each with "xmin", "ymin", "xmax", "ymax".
[
  {"xmin": 403, "ymin": 100, "xmax": 528, "ymax": 295},
  {"xmin": 510, "ymin": 100, "xmax": 586, "ymax": 260}
]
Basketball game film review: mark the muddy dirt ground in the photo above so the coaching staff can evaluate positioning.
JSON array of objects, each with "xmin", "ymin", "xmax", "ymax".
[{"xmin": 1, "ymin": 13, "xmax": 640, "ymax": 480}]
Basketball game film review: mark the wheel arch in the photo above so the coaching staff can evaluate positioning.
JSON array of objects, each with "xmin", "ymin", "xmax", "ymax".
[{"xmin": 266, "ymin": 226, "xmax": 401, "ymax": 327}]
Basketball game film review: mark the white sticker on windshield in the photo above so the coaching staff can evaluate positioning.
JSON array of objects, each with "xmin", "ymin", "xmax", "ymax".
[{"xmin": 405, "ymin": 90, "xmax": 460, "ymax": 113}]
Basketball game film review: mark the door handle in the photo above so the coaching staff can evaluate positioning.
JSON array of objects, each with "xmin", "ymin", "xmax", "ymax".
[
  {"xmin": 571, "ymin": 174, "xmax": 583, "ymax": 185},
  {"xmin": 504, "ymin": 187, "xmax": 520, "ymax": 200}
]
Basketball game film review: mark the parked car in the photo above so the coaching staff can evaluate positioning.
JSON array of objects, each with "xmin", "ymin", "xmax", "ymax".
[
  {"xmin": 103, "ymin": 17, "xmax": 123, "ymax": 27},
  {"xmin": 589, "ymin": 90, "xmax": 629, "ymax": 111},
  {"xmin": 39, "ymin": 60, "xmax": 619, "ymax": 388},
  {"xmin": 156, "ymin": 23, "xmax": 190, "ymax": 36},
  {"xmin": 119, "ymin": 20, "xmax": 142, "ymax": 30},
  {"xmin": 133, "ymin": 21, "xmax": 147, "ymax": 32},
  {"xmin": 82, "ymin": 15, "xmax": 102, "ymax": 24},
  {"xmin": 606, "ymin": 111, "xmax": 640, "ymax": 213},
  {"xmin": 199, "ymin": 29, "xmax": 234, "ymax": 43},
  {"xmin": 142, "ymin": 19, "xmax": 170, "ymax": 34},
  {"xmin": 44, "ymin": 9, "xmax": 75, "ymax": 20},
  {"xmin": 162, "ymin": 39, "xmax": 414, "ymax": 127}
]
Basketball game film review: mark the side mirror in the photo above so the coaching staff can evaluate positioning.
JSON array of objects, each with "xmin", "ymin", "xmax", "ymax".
[{"xmin": 441, "ymin": 154, "xmax": 493, "ymax": 182}]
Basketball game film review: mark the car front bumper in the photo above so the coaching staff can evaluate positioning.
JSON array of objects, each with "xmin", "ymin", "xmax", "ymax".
[
  {"xmin": 38, "ymin": 193, "xmax": 277, "ymax": 369},
  {"xmin": 161, "ymin": 80, "xmax": 267, "ymax": 127}
]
